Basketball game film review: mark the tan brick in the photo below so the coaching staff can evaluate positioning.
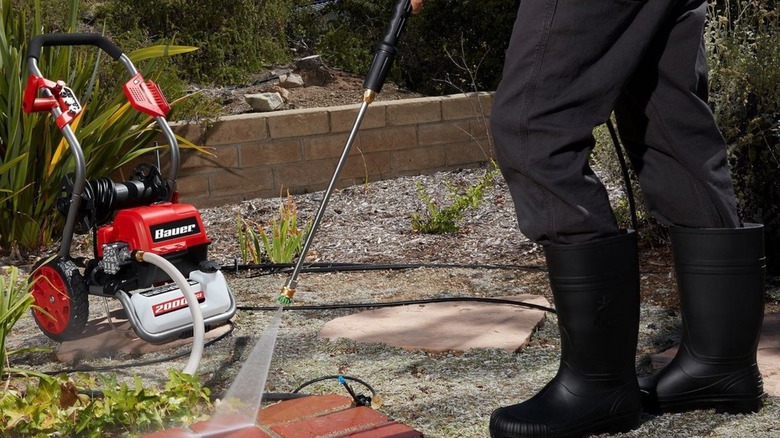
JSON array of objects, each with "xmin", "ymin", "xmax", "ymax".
[
  {"xmin": 384, "ymin": 97, "xmax": 441, "ymax": 126},
  {"xmin": 341, "ymin": 151, "xmax": 392, "ymax": 183},
  {"xmin": 179, "ymin": 145, "xmax": 239, "ymax": 175},
  {"xmin": 240, "ymin": 138, "xmax": 302, "ymax": 167},
  {"xmin": 418, "ymin": 121, "xmax": 473, "ymax": 146},
  {"xmin": 441, "ymin": 92, "xmax": 494, "ymax": 120},
  {"xmin": 209, "ymin": 167, "xmax": 275, "ymax": 197},
  {"xmin": 267, "ymin": 108, "xmax": 330, "ymax": 138},
  {"xmin": 444, "ymin": 140, "xmax": 495, "ymax": 167},
  {"xmin": 204, "ymin": 114, "xmax": 268, "ymax": 145},
  {"xmin": 358, "ymin": 126, "xmax": 417, "ymax": 153},
  {"xmin": 469, "ymin": 117, "xmax": 492, "ymax": 141},
  {"xmin": 169, "ymin": 120, "xmax": 205, "ymax": 144},
  {"xmin": 176, "ymin": 174, "xmax": 211, "ymax": 200},
  {"xmin": 330, "ymin": 103, "xmax": 386, "ymax": 133},
  {"xmin": 303, "ymin": 133, "xmax": 361, "ymax": 160},
  {"xmin": 392, "ymin": 146, "xmax": 446, "ymax": 173}
]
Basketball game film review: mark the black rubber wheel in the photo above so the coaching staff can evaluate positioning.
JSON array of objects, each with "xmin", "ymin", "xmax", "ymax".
[{"xmin": 29, "ymin": 258, "xmax": 89, "ymax": 341}]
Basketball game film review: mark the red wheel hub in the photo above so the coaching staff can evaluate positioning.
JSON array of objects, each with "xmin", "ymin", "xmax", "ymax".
[{"xmin": 31, "ymin": 265, "xmax": 71, "ymax": 335}]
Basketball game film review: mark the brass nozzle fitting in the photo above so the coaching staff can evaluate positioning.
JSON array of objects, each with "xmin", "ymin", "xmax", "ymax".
[
  {"xmin": 363, "ymin": 89, "xmax": 377, "ymax": 104},
  {"xmin": 134, "ymin": 250, "xmax": 145, "ymax": 262},
  {"xmin": 277, "ymin": 285, "xmax": 296, "ymax": 305}
]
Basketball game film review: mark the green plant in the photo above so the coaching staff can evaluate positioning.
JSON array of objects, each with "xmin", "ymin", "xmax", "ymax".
[
  {"xmin": 0, "ymin": 370, "xmax": 211, "ymax": 436},
  {"xmin": 97, "ymin": 0, "xmax": 294, "ymax": 85},
  {"xmin": 706, "ymin": 0, "xmax": 780, "ymax": 273},
  {"xmin": 0, "ymin": 266, "xmax": 35, "ymax": 382},
  {"xmin": 238, "ymin": 193, "xmax": 311, "ymax": 264},
  {"xmin": 0, "ymin": 0, "xmax": 201, "ymax": 253},
  {"xmin": 412, "ymin": 165, "xmax": 499, "ymax": 234}
]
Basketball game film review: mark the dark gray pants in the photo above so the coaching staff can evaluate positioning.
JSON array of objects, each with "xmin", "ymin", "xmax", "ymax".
[{"xmin": 491, "ymin": 0, "xmax": 739, "ymax": 245}]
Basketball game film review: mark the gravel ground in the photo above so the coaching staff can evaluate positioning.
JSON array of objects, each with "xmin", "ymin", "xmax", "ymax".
[{"xmin": 7, "ymin": 167, "xmax": 780, "ymax": 437}]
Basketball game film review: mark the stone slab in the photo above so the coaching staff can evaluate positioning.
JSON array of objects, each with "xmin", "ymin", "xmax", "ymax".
[
  {"xmin": 650, "ymin": 312, "xmax": 780, "ymax": 397},
  {"xmin": 57, "ymin": 310, "xmax": 233, "ymax": 363},
  {"xmin": 318, "ymin": 294, "xmax": 550, "ymax": 353}
]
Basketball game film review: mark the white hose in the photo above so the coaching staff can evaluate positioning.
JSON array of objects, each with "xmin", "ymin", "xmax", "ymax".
[{"xmin": 138, "ymin": 251, "xmax": 204, "ymax": 375}]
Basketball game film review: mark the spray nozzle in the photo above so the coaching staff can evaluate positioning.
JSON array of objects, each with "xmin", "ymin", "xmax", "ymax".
[{"xmin": 277, "ymin": 286, "xmax": 295, "ymax": 305}]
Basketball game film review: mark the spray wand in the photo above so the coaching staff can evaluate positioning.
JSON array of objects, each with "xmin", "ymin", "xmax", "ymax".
[{"xmin": 278, "ymin": 0, "xmax": 414, "ymax": 305}]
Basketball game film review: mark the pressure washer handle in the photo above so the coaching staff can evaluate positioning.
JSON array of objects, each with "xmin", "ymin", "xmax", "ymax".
[
  {"xmin": 27, "ymin": 33, "xmax": 124, "ymax": 62},
  {"xmin": 363, "ymin": 0, "xmax": 413, "ymax": 94}
]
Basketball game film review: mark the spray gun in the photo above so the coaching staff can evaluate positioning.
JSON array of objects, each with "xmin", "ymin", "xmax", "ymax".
[{"xmin": 278, "ymin": 0, "xmax": 413, "ymax": 305}]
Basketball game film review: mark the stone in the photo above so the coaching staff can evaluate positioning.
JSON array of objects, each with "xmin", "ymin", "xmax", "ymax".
[
  {"xmin": 269, "ymin": 85, "xmax": 290, "ymax": 101},
  {"xmin": 294, "ymin": 55, "xmax": 334, "ymax": 87},
  {"xmin": 56, "ymin": 310, "xmax": 233, "ymax": 363},
  {"xmin": 318, "ymin": 294, "xmax": 550, "ymax": 353},
  {"xmin": 245, "ymin": 93, "xmax": 285, "ymax": 112},
  {"xmin": 279, "ymin": 73, "xmax": 304, "ymax": 89}
]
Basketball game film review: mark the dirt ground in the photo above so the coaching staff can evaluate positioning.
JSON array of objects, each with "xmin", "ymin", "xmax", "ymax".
[{"xmin": 4, "ymin": 65, "xmax": 780, "ymax": 437}]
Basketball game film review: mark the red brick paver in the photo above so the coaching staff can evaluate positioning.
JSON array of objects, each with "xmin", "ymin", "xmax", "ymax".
[{"xmin": 139, "ymin": 394, "xmax": 422, "ymax": 438}]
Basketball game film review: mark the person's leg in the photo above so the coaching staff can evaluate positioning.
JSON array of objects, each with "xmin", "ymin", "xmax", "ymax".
[
  {"xmin": 491, "ymin": 0, "xmax": 673, "ymax": 246},
  {"xmin": 613, "ymin": 1, "xmax": 765, "ymax": 414},
  {"xmin": 488, "ymin": 1, "xmax": 679, "ymax": 436},
  {"xmin": 614, "ymin": 1, "xmax": 739, "ymax": 229}
]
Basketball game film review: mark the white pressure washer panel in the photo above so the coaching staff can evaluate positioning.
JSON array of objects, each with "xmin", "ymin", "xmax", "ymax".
[{"xmin": 129, "ymin": 269, "xmax": 233, "ymax": 335}]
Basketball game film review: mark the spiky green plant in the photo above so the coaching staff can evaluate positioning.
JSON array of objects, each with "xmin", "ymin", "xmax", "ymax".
[
  {"xmin": 259, "ymin": 193, "xmax": 310, "ymax": 264},
  {"xmin": 0, "ymin": 266, "xmax": 35, "ymax": 382},
  {"xmin": 237, "ymin": 193, "xmax": 311, "ymax": 265},
  {"xmin": 0, "ymin": 0, "xmax": 201, "ymax": 253}
]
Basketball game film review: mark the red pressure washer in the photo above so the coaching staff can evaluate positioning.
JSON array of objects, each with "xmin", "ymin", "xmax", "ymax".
[{"xmin": 24, "ymin": 34, "xmax": 236, "ymax": 344}]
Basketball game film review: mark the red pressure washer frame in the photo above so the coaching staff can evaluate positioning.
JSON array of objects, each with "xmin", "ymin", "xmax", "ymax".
[{"xmin": 23, "ymin": 34, "xmax": 236, "ymax": 344}]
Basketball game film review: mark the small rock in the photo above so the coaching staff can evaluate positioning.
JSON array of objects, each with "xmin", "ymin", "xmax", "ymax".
[
  {"xmin": 269, "ymin": 85, "xmax": 290, "ymax": 101},
  {"xmin": 245, "ymin": 92, "xmax": 284, "ymax": 112},
  {"xmin": 295, "ymin": 55, "xmax": 334, "ymax": 87},
  {"xmin": 279, "ymin": 73, "xmax": 304, "ymax": 89}
]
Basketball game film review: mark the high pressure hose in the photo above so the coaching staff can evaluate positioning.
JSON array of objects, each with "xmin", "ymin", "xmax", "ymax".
[{"xmin": 134, "ymin": 251, "xmax": 205, "ymax": 375}]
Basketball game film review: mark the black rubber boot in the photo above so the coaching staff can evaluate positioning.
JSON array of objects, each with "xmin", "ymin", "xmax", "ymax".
[
  {"xmin": 489, "ymin": 231, "xmax": 642, "ymax": 438},
  {"xmin": 640, "ymin": 224, "xmax": 766, "ymax": 414}
]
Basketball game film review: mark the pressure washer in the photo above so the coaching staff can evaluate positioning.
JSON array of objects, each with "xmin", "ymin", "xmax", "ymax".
[{"xmin": 23, "ymin": 35, "xmax": 236, "ymax": 363}]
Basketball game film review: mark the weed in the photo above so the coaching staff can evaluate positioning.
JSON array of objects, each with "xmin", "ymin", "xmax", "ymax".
[
  {"xmin": 412, "ymin": 165, "xmax": 499, "ymax": 234},
  {"xmin": 238, "ymin": 192, "xmax": 311, "ymax": 264}
]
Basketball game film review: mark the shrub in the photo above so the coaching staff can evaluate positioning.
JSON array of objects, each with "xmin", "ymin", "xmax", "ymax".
[
  {"xmin": 97, "ymin": 0, "xmax": 294, "ymax": 85},
  {"xmin": 706, "ymin": 0, "xmax": 780, "ymax": 273},
  {"xmin": 299, "ymin": 0, "xmax": 519, "ymax": 96},
  {"xmin": 1, "ymin": 371, "xmax": 211, "ymax": 436},
  {"xmin": 0, "ymin": 0, "xmax": 199, "ymax": 253}
]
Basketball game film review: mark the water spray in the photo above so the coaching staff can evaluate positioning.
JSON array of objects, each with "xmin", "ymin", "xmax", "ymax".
[{"xmin": 278, "ymin": 0, "xmax": 414, "ymax": 305}]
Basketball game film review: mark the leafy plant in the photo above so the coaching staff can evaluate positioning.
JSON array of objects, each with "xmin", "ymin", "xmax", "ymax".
[
  {"xmin": 238, "ymin": 192, "xmax": 311, "ymax": 264},
  {"xmin": 0, "ymin": 0, "xmax": 201, "ymax": 253},
  {"xmin": 0, "ymin": 370, "xmax": 211, "ymax": 436},
  {"xmin": 97, "ymin": 0, "xmax": 293, "ymax": 85},
  {"xmin": 412, "ymin": 165, "xmax": 499, "ymax": 234},
  {"xmin": 0, "ymin": 266, "xmax": 35, "ymax": 382},
  {"xmin": 294, "ymin": 0, "xmax": 518, "ymax": 95},
  {"xmin": 706, "ymin": 0, "xmax": 780, "ymax": 273}
]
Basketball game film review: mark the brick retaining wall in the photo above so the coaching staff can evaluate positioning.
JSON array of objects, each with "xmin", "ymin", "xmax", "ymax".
[{"xmin": 158, "ymin": 92, "xmax": 494, "ymax": 208}]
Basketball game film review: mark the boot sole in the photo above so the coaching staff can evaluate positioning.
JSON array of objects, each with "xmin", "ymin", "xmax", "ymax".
[
  {"xmin": 490, "ymin": 410, "xmax": 641, "ymax": 438},
  {"xmin": 652, "ymin": 395, "xmax": 764, "ymax": 415}
]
